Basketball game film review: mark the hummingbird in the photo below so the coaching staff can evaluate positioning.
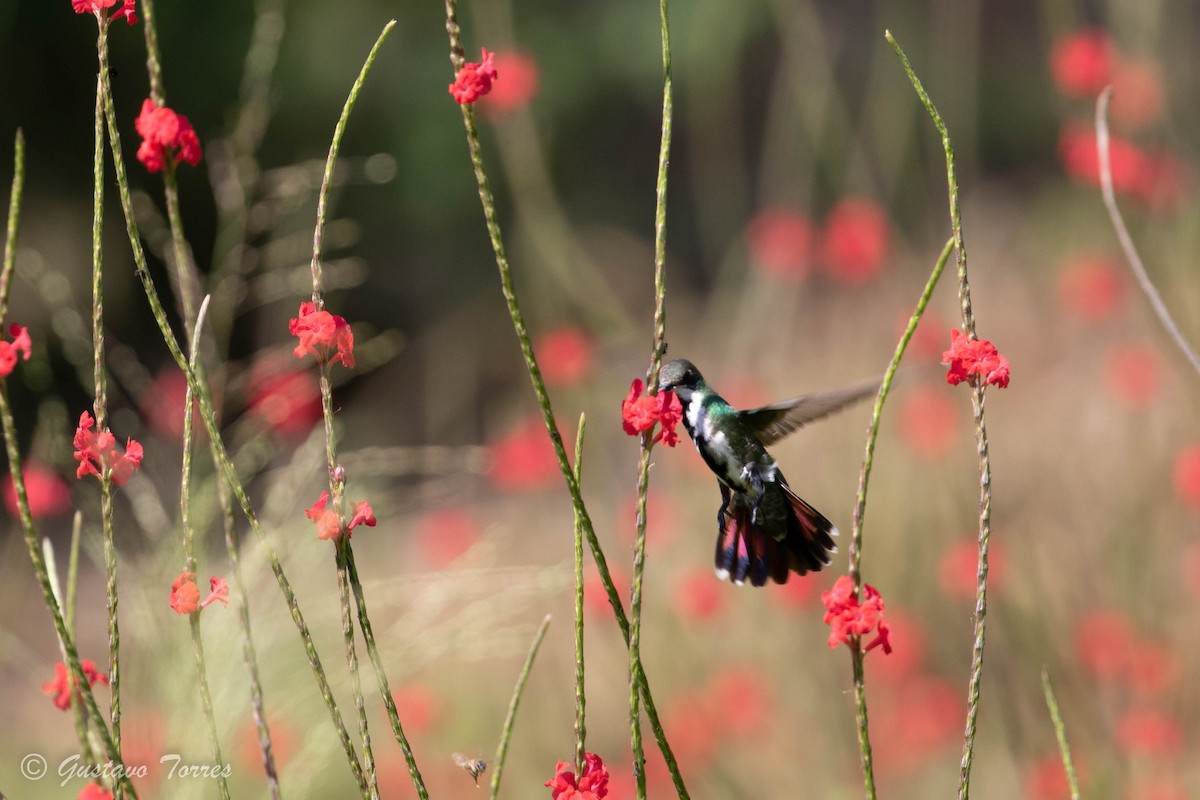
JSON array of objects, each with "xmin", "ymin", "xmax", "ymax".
[{"xmin": 657, "ymin": 358, "xmax": 878, "ymax": 587}]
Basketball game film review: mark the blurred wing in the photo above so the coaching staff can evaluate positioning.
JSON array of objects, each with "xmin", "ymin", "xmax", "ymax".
[{"xmin": 738, "ymin": 376, "xmax": 881, "ymax": 445}]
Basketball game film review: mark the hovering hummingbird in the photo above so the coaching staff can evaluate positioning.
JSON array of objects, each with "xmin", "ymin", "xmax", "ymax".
[{"xmin": 657, "ymin": 359, "xmax": 878, "ymax": 587}]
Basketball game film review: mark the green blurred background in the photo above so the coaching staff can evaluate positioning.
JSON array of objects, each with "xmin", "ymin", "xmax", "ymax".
[{"xmin": 1, "ymin": 0, "xmax": 1198, "ymax": 798}]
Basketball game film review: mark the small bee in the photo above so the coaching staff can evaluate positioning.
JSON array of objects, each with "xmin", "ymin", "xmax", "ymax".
[{"xmin": 452, "ymin": 752, "xmax": 487, "ymax": 786}]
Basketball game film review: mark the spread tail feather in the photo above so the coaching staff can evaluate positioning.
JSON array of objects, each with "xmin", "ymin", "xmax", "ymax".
[{"xmin": 715, "ymin": 485, "xmax": 837, "ymax": 587}]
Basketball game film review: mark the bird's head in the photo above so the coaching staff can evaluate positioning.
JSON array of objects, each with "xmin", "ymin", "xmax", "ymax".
[{"xmin": 658, "ymin": 358, "xmax": 704, "ymax": 399}]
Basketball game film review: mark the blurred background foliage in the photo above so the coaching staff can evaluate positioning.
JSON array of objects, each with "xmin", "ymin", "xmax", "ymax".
[{"xmin": 1, "ymin": 0, "xmax": 1199, "ymax": 798}]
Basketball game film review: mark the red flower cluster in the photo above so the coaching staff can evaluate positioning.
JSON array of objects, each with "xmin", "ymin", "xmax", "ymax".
[
  {"xmin": 169, "ymin": 571, "xmax": 229, "ymax": 615},
  {"xmin": 73, "ymin": 411, "xmax": 143, "ymax": 486},
  {"xmin": 942, "ymin": 328, "xmax": 1011, "ymax": 388},
  {"xmin": 3, "ymin": 463, "xmax": 71, "ymax": 519},
  {"xmin": 480, "ymin": 51, "xmax": 539, "ymax": 114},
  {"xmin": 43, "ymin": 659, "xmax": 109, "ymax": 711},
  {"xmin": 0, "ymin": 324, "xmax": 30, "ymax": 377},
  {"xmin": 1116, "ymin": 709, "xmax": 1184, "ymax": 757},
  {"xmin": 1057, "ymin": 252, "xmax": 1126, "ymax": 321},
  {"xmin": 1050, "ymin": 28, "xmax": 1113, "ymax": 98},
  {"xmin": 545, "ymin": 752, "xmax": 609, "ymax": 799},
  {"xmin": 746, "ymin": 208, "xmax": 815, "ymax": 282},
  {"xmin": 305, "ymin": 491, "xmax": 376, "ymax": 541},
  {"xmin": 72, "ymin": 0, "xmax": 137, "ymax": 25},
  {"xmin": 938, "ymin": 536, "xmax": 1007, "ymax": 600},
  {"xmin": 621, "ymin": 379, "xmax": 683, "ymax": 446},
  {"xmin": 135, "ymin": 99, "xmax": 201, "ymax": 173},
  {"xmin": 821, "ymin": 575, "xmax": 892, "ymax": 654},
  {"xmin": 536, "ymin": 327, "xmax": 594, "ymax": 388},
  {"xmin": 1172, "ymin": 444, "xmax": 1200, "ymax": 509},
  {"xmin": 449, "ymin": 48, "xmax": 498, "ymax": 105},
  {"xmin": 78, "ymin": 783, "xmax": 114, "ymax": 800},
  {"xmin": 289, "ymin": 302, "xmax": 355, "ymax": 369},
  {"xmin": 821, "ymin": 197, "xmax": 891, "ymax": 286},
  {"xmin": 1058, "ymin": 124, "xmax": 1188, "ymax": 208},
  {"xmin": 746, "ymin": 198, "xmax": 891, "ymax": 285},
  {"xmin": 488, "ymin": 416, "xmax": 560, "ymax": 491}
]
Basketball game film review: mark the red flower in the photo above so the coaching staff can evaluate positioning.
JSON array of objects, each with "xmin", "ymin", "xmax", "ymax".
[
  {"xmin": 1057, "ymin": 253, "xmax": 1127, "ymax": 321},
  {"xmin": 673, "ymin": 568, "xmax": 725, "ymax": 621},
  {"xmin": 305, "ymin": 491, "xmax": 375, "ymax": 540},
  {"xmin": 135, "ymin": 99, "xmax": 201, "ymax": 173},
  {"xmin": 583, "ymin": 567, "xmax": 627, "ymax": 618},
  {"xmin": 289, "ymin": 302, "xmax": 355, "ymax": 369},
  {"xmin": 536, "ymin": 327, "xmax": 594, "ymax": 387},
  {"xmin": 942, "ymin": 328, "xmax": 1010, "ymax": 388},
  {"xmin": 73, "ymin": 411, "xmax": 143, "ymax": 486},
  {"xmin": 821, "ymin": 575, "xmax": 892, "ymax": 655},
  {"xmin": 897, "ymin": 385, "xmax": 960, "ymax": 459},
  {"xmin": 872, "ymin": 675, "xmax": 960, "ymax": 772},
  {"xmin": 1074, "ymin": 609, "xmax": 1135, "ymax": 681},
  {"xmin": 72, "ymin": 0, "xmax": 137, "ymax": 25},
  {"xmin": 390, "ymin": 683, "xmax": 441, "ymax": 736},
  {"xmin": 545, "ymin": 752, "xmax": 609, "ymax": 799},
  {"xmin": 938, "ymin": 536, "xmax": 1007, "ymax": 600},
  {"xmin": 1104, "ymin": 344, "xmax": 1162, "ymax": 409},
  {"xmin": 0, "ymin": 324, "xmax": 30, "ymax": 377},
  {"xmin": 1171, "ymin": 444, "xmax": 1200, "ymax": 509},
  {"xmin": 3, "ymin": 463, "xmax": 70, "ymax": 519},
  {"xmin": 480, "ymin": 51, "xmax": 539, "ymax": 114},
  {"xmin": 1127, "ymin": 776, "xmax": 1188, "ymax": 800},
  {"xmin": 247, "ymin": 362, "xmax": 322, "ymax": 436},
  {"xmin": 78, "ymin": 783, "xmax": 114, "ymax": 800},
  {"xmin": 1024, "ymin": 753, "xmax": 1086, "ymax": 800},
  {"xmin": 1057, "ymin": 123, "xmax": 1188, "ymax": 208},
  {"xmin": 488, "ymin": 416, "xmax": 560, "ymax": 491},
  {"xmin": 746, "ymin": 208, "xmax": 815, "ymax": 281},
  {"xmin": 820, "ymin": 197, "xmax": 890, "ymax": 286},
  {"xmin": 417, "ymin": 508, "xmax": 478, "ymax": 568},
  {"xmin": 621, "ymin": 379, "xmax": 683, "ymax": 447},
  {"xmin": 169, "ymin": 570, "xmax": 228, "ymax": 614},
  {"xmin": 1115, "ymin": 709, "xmax": 1184, "ymax": 757},
  {"xmin": 1109, "ymin": 59, "xmax": 1164, "ymax": 130},
  {"xmin": 43, "ymin": 659, "xmax": 109, "ymax": 711},
  {"xmin": 1049, "ymin": 28, "xmax": 1114, "ymax": 98},
  {"xmin": 449, "ymin": 48, "xmax": 498, "ymax": 105},
  {"xmin": 870, "ymin": 607, "xmax": 926, "ymax": 684}
]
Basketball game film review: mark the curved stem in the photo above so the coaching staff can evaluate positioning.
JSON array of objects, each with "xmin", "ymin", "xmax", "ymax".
[{"xmin": 488, "ymin": 614, "xmax": 552, "ymax": 799}]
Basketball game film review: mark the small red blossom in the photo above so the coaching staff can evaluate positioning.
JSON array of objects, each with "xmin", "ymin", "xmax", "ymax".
[
  {"xmin": 72, "ymin": 0, "xmax": 137, "ymax": 25},
  {"xmin": 746, "ymin": 207, "xmax": 815, "ymax": 282},
  {"xmin": 545, "ymin": 752, "xmax": 609, "ymax": 799},
  {"xmin": 416, "ymin": 508, "xmax": 478, "ymax": 567},
  {"xmin": 1171, "ymin": 444, "xmax": 1200, "ymax": 509},
  {"xmin": 621, "ymin": 379, "xmax": 683, "ymax": 447},
  {"xmin": 78, "ymin": 782, "xmax": 114, "ymax": 800},
  {"xmin": 390, "ymin": 683, "xmax": 441, "ymax": 736},
  {"xmin": 73, "ymin": 411, "xmax": 143, "ymax": 486},
  {"xmin": 673, "ymin": 568, "xmax": 725, "ymax": 622},
  {"xmin": 536, "ymin": 327, "xmax": 594, "ymax": 387},
  {"xmin": 0, "ymin": 324, "xmax": 31, "ymax": 377},
  {"xmin": 1109, "ymin": 59, "xmax": 1165, "ymax": 130},
  {"xmin": 1057, "ymin": 253, "xmax": 1127, "ymax": 321},
  {"xmin": 942, "ymin": 328, "xmax": 1010, "ymax": 388},
  {"xmin": 821, "ymin": 575, "xmax": 892, "ymax": 655},
  {"xmin": 289, "ymin": 302, "xmax": 355, "ymax": 369},
  {"xmin": 305, "ymin": 491, "xmax": 376, "ymax": 540},
  {"xmin": 1105, "ymin": 344, "xmax": 1162, "ymax": 409},
  {"xmin": 43, "ymin": 659, "xmax": 109, "ymax": 711},
  {"xmin": 139, "ymin": 370, "xmax": 199, "ymax": 440},
  {"xmin": 583, "ymin": 567, "xmax": 627, "ymax": 618},
  {"xmin": 3, "ymin": 463, "xmax": 71, "ymax": 519},
  {"xmin": 897, "ymin": 385, "xmax": 960, "ymax": 459},
  {"xmin": 1116, "ymin": 709, "xmax": 1184, "ymax": 757},
  {"xmin": 247, "ymin": 362, "xmax": 322, "ymax": 436},
  {"xmin": 169, "ymin": 570, "xmax": 228, "ymax": 614},
  {"xmin": 938, "ymin": 536, "xmax": 1007, "ymax": 599},
  {"xmin": 449, "ymin": 48, "xmax": 498, "ymax": 105},
  {"xmin": 488, "ymin": 416, "xmax": 560, "ymax": 491},
  {"xmin": 1024, "ymin": 753, "xmax": 1087, "ymax": 800},
  {"xmin": 1050, "ymin": 28, "xmax": 1114, "ymax": 98},
  {"xmin": 480, "ymin": 51, "xmax": 539, "ymax": 114},
  {"xmin": 872, "ymin": 675, "xmax": 961, "ymax": 772},
  {"xmin": 820, "ymin": 197, "xmax": 890, "ymax": 285},
  {"xmin": 1058, "ymin": 123, "xmax": 1189, "ymax": 208},
  {"xmin": 1074, "ymin": 609, "xmax": 1135, "ymax": 681},
  {"xmin": 135, "ymin": 99, "xmax": 201, "ymax": 173}
]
